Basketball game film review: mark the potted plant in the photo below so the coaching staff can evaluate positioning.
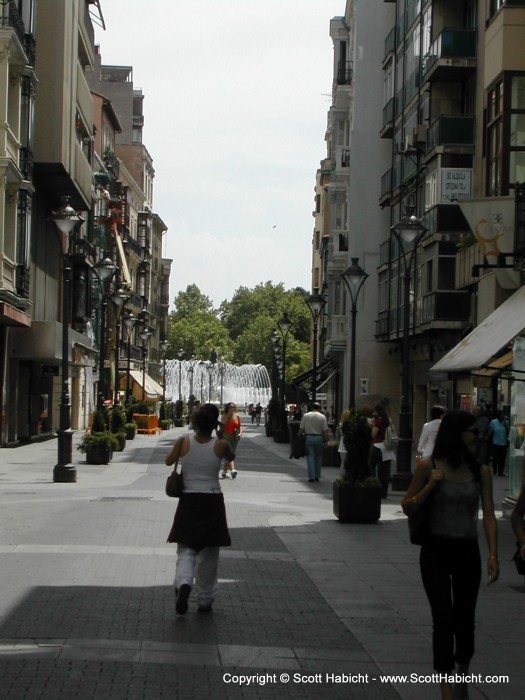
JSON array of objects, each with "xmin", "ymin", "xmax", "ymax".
[
  {"xmin": 78, "ymin": 431, "xmax": 119, "ymax": 465},
  {"xmin": 124, "ymin": 421, "xmax": 137, "ymax": 440},
  {"xmin": 159, "ymin": 401, "xmax": 171, "ymax": 431},
  {"xmin": 79, "ymin": 408, "xmax": 117, "ymax": 464},
  {"xmin": 110, "ymin": 405, "xmax": 127, "ymax": 451},
  {"xmin": 265, "ymin": 398, "xmax": 279, "ymax": 437},
  {"xmin": 273, "ymin": 400, "xmax": 290, "ymax": 443},
  {"xmin": 333, "ymin": 407, "xmax": 382, "ymax": 523},
  {"xmin": 174, "ymin": 399, "xmax": 184, "ymax": 427}
]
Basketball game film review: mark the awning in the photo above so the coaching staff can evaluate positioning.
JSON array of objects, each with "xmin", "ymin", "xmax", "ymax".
[
  {"xmin": 291, "ymin": 358, "xmax": 337, "ymax": 388},
  {"xmin": 473, "ymin": 351, "xmax": 513, "ymax": 377},
  {"xmin": 431, "ymin": 285, "xmax": 525, "ymax": 372},
  {"xmin": 123, "ymin": 369, "xmax": 169, "ymax": 401}
]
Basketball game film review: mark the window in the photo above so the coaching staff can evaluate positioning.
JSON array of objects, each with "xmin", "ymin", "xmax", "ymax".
[
  {"xmin": 487, "ymin": 81, "xmax": 504, "ymax": 195},
  {"xmin": 510, "ymin": 75, "xmax": 525, "ymax": 183}
]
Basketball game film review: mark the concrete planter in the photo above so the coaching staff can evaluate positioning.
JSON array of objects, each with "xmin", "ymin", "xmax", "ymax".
[{"xmin": 333, "ymin": 481, "xmax": 381, "ymax": 523}]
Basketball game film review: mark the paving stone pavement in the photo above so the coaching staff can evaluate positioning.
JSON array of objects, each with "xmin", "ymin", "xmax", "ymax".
[{"xmin": 0, "ymin": 417, "xmax": 523, "ymax": 699}]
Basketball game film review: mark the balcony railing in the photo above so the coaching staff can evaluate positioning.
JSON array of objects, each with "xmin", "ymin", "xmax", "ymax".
[
  {"xmin": 426, "ymin": 115, "xmax": 474, "ymax": 150},
  {"xmin": 384, "ymin": 27, "xmax": 396, "ymax": 60},
  {"xmin": 381, "ymin": 98, "xmax": 394, "ymax": 137},
  {"xmin": 423, "ymin": 28, "xmax": 477, "ymax": 81},
  {"xmin": 419, "ymin": 291, "xmax": 470, "ymax": 324},
  {"xmin": 337, "ymin": 60, "xmax": 353, "ymax": 85},
  {"xmin": 1, "ymin": 0, "xmax": 26, "ymax": 49}
]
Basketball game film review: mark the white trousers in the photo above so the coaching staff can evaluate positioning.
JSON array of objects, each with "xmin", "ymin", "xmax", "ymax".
[{"xmin": 174, "ymin": 545, "xmax": 220, "ymax": 606}]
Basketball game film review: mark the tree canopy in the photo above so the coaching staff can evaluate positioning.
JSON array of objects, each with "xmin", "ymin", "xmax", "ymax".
[{"xmin": 168, "ymin": 282, "xmax": 312, "ymax": 378}]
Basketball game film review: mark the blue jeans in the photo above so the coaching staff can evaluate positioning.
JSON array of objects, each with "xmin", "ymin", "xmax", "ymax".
[{"xmin": 305, "ymin": 435, "xmax": 324, "ymax": 480}]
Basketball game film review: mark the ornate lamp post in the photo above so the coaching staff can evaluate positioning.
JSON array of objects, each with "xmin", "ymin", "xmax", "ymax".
[
  {"xmin": 139, "ymin": 327, "xmax": 153, "ymax": 401},
  {"xmin": 305, "ymin": 292, "xmax": 326, "ymax": 402},
  {"xmin": 270, "ymin": 330, "xmax": 280, "ymax": 400},
  {"xmin": 277, "ymin": 313, "xmax": 292, "ymax": 408},
  {"xmin": 390, "ymin": 205, "xmax": 428, "ymax": 490},
  {"xmin": 123, "ymin": 313, "xmax": 137, "ymax": 402},
  {"xmin": 160, "ymin": 339, "xmax": 171, "ymax": 403},
  {"xmin": 49, "ymin": 197, "xmax": 85, "ymax": 483},
  {"xmin": 110, "ymin": 287, "xmax": 129, "ymax": 404},
  {"xmin": 93, "ymin": 256, "xmax": 117, "ymax": 409},
  {"xmin": 341, "ymin": 258, "xmax": 368, "ymax": 408},
  {"xmin": 187, "ymin": 355, "xmax": 196, "ymax": 402},
  {"xmin": 218, "ymin": 357, "xmax": 227, "ymax": 406},
  {"xmin": 177, "ymin": 347, "xmax": 185, "ymax": 401}
]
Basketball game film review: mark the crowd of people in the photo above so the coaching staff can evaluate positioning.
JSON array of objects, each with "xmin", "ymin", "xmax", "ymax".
[{"xmin": 163, "ymin": 398, "xmax": 525, "ymax": 700}]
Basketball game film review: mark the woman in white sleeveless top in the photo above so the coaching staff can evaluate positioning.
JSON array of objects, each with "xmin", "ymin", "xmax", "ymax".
[{"xmin": 165, "ymin": 403, "xmax": 235, "ymax": 615}]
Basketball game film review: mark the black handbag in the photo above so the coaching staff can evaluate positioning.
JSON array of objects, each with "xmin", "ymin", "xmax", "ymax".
[
  {"xmin": 512, "ymin": 543, "xmax": 525, "ymax": 575},
  {"xmin": 166, "ymin": 462, "xmax": 184, "ymax": 498},
  {"xmin": 408, "ymin": 499, "xmax": 432, "ymax": 545}
]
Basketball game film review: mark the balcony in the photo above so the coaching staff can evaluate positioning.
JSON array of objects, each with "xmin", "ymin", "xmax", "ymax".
[
  {"xmin": 383, "ymin": 28, "xmax": 396, "ymax": 62},
  {"xmin": 379, "ymin": 169, "xmax": 392, "ymax": 207},
  {"xmin": 423, "ymin": 28, "xmax": 477, "ymax": 83},
  {"xmin": 337, "ymin": 60, "xmax": 353, "ymax": 85},
  {"xmin": 418, "ymin": 291, "xmax": 470, "ymax": 326},
  {"xmin": 380, "ymin": 98, "xmax": 394, "ymax": 138},
  {"xmin": 426, "ymin": 115, "xmax": 474, "ymax": 151}
]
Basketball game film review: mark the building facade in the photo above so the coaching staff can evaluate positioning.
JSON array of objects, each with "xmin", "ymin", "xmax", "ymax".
[{"xmin": 2, "ymin": 1, "xmax": 171, "ymax": 446}]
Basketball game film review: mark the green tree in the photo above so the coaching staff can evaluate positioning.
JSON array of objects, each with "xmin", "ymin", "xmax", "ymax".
[
  {"xmin": 168, "ymin": 311, "xmax": 232, "ymax": 361},
  {"xmin": 172, "ymin": 284, "xmax": 215, "ymax": 321}
]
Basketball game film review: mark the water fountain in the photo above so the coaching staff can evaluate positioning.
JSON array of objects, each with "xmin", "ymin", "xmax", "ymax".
[{"xmin": 164, "ymin": 359, "xmax": 271, "ymax": 407}]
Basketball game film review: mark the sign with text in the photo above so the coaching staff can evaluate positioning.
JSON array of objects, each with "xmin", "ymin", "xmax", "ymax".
[{"xmin": 440, "ymin": 169, "xmax": 472, "ymax": 202}]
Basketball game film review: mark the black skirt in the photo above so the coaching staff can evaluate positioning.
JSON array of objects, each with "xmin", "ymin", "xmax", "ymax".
[{"xmin": 167, "ymin": 492, "xmax": 231, "ymax": 550}]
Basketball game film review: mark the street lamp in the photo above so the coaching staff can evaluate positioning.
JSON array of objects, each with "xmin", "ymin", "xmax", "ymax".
[
  {"xmin": 305, "ymin": 292, "xmax": 326, "ymax": 402},
  {"xmin": 160, "ymin": 339, "xmax": 170, "ymax": 403},
  {"xmin": 208, "ymin": 349, "xmax": 217, "ymax": 402},
  {"xmin": 110, "ymin": 287, "xmax": 129, "ymax": 405},
  {"xmin": 177, "ymin": 347, "xmax": 185, "ymax": 401},
  {"xmin": 390, "ymin": 205, "xmax": 428, "ymax": 490},
  {"xmin": 218, "ymin": 357, "xmax": 227, "ymax": 406},
  {"xmin": 139, "ymin": 327, "xmax": 153, "ymax": 401},
  {"xmin": 341, "ymin": 258, "xmax": 368, "ymax": 408},
  {"xmin": 277, "ymin": 313, "xmax": 292, "ymax": 419},
  {"xmin": 270, "ymin": 330, "xmax": 280, "ymax": 400},
  {"xmin": 93, "ymin": 255, "xmax": 117, "ymax": 408},
  {"xmin": 49, "ymin": 196, "xmax": 85, "ymax": 483},
  {"xmin": 123, "ymin": 313, "xmax": 137, "ymax": 402}
]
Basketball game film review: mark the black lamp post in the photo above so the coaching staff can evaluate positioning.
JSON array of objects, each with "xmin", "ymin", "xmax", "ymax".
[
  {"xmin": 270, "ymin": 330, "xmax": 280, "ymax": 400},
  {"xmin": 390, "ymin": 205, "xmax": 428, "ymax": 490},
  {"xmin": 110, "ymin": 287, "xmax": 129, "ymax": 405},
  {"xmin": 208, "ymin": 349, "xmax": 217, "ymax": 402},
  {"xmin": 341, "ymin": 258, "xmax": 368, "ymax": 408},
  {"xmin": 123, "ymin": 313, "xmax": 137, "ymax": 402},
  {"xmin": 160, "ymin": 339, "xmax": 170, "ymax": 403},
  {"xmin": 93, "ymin": 255, "xmax": 117, "ymax": 409},
  {"xmin": 218, "ymin": 358, "xmax": 226, "ymax": 406},
  {"xmin": 188, "ymin": 356, "xmax": 196, "ymax": 401},
  {"xmin": 305, "ymin": 292, "xmax": 326, "ymax": 402},
  {"xmin": 139, "ymin": 327, "xmax": 153, "ymax": 401},
  {"xmin": 177, "ymin": 348, "xmax": 185, "ymax": 401},
  {"xmin": 49, "ymin": 196, "xmax": 85, "ymax": 483},
  {"xmin": 277, "ymin": 313, "xmax": 292, "ymax": 423}
]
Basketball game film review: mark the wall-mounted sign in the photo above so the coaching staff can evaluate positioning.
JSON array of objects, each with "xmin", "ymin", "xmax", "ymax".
[{"xmin": 441, "ymin": 169, "xmax": 472, "ymax": 202}]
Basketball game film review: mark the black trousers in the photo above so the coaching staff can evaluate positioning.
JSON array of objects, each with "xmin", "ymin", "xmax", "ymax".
[
  {"xmin": 420, "ymin": 537, "xmax": 481, "ymax": 672},
  {"xmin": 491, "ymin": 444, "xmax": 507, "ymax": 475}
]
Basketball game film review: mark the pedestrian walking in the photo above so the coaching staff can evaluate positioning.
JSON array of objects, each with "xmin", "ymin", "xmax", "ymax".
[
  {"xmin": 474, "ymin": 406, "xmax": 491, "ymax": 464},
  {"xmin": 417, "ymin": 405, "xmax": 446, "ymax": 459},
  {"xmin": 219, "ymin": 402, "xmax": 242, "ymax": 478},
  {"xmin": 401, "ymin": 410, "xmax": 499, "ymax": 700},
  {"xmin": 372, "ymin": 403, "xmax": 396, "ymax": 498},
  {"xmin": 165, "ymin": 403, "xmax": 235, "ymax": 615},
  {"xmin": 299, "ymin": 402, "xmax": 329, "ymax": 482},
  {"xmin": 488, "ymin": 410, "xmax": 510, "ymax": 476}
]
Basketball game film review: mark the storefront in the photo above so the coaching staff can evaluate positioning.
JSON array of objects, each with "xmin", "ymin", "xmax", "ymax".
[{"xmin": 431, "ymin": 285, "xmax": 525, "ymax": 511}]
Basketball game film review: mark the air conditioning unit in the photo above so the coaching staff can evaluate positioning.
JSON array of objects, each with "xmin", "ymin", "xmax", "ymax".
[{"xmin": 397, "ymin": 140, "xmax": 408, "ymax": 154}]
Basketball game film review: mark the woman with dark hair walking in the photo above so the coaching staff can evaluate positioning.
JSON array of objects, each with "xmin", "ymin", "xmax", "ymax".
[
  {"xmin": 401, "ymin": 410, "xmax": 499, "ymax": 700},
  {"xmin": 165, "ymin": 403, "xmax": 236, "ymax": 615}
]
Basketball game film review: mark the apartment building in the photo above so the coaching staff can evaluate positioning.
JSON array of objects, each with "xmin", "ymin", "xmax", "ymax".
[
  {"xmin": 3, "ymin": 1, "xmax": 171, "ymax": 446},
  {"xmin": 310, "ymin": 1, "xmax": 398, "ymax": 420},
  {"xmin": 314, "ymin": 0, "xmax": 525, "ymax": 495}
]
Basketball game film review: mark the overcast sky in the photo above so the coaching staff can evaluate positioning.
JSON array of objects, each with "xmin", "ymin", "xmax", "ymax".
[{"xmin": 95, "ymin": 0, "xmax": 343, "ymax": 308}]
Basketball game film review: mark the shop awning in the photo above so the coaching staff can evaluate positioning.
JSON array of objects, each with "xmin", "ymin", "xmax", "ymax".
[
  {"xmin": 473, "ymin": 351, "xmax": 513, "ymax": 377},
  {"xmin": 431, "ymin": 285, "xmax": 525, "ymax": 373},
  {"xmin": 123, "ymin": 370, "xmax": 170, "ymax": 401},
  {"xmin": 291, "ymin": 358, "xmax": 337, "ymax": 388}
]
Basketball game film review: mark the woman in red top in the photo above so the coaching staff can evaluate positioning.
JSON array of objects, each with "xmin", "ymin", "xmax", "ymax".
[{"xmin": 220, "ymin": 402, "xmax": 242, "ymax": 479}]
